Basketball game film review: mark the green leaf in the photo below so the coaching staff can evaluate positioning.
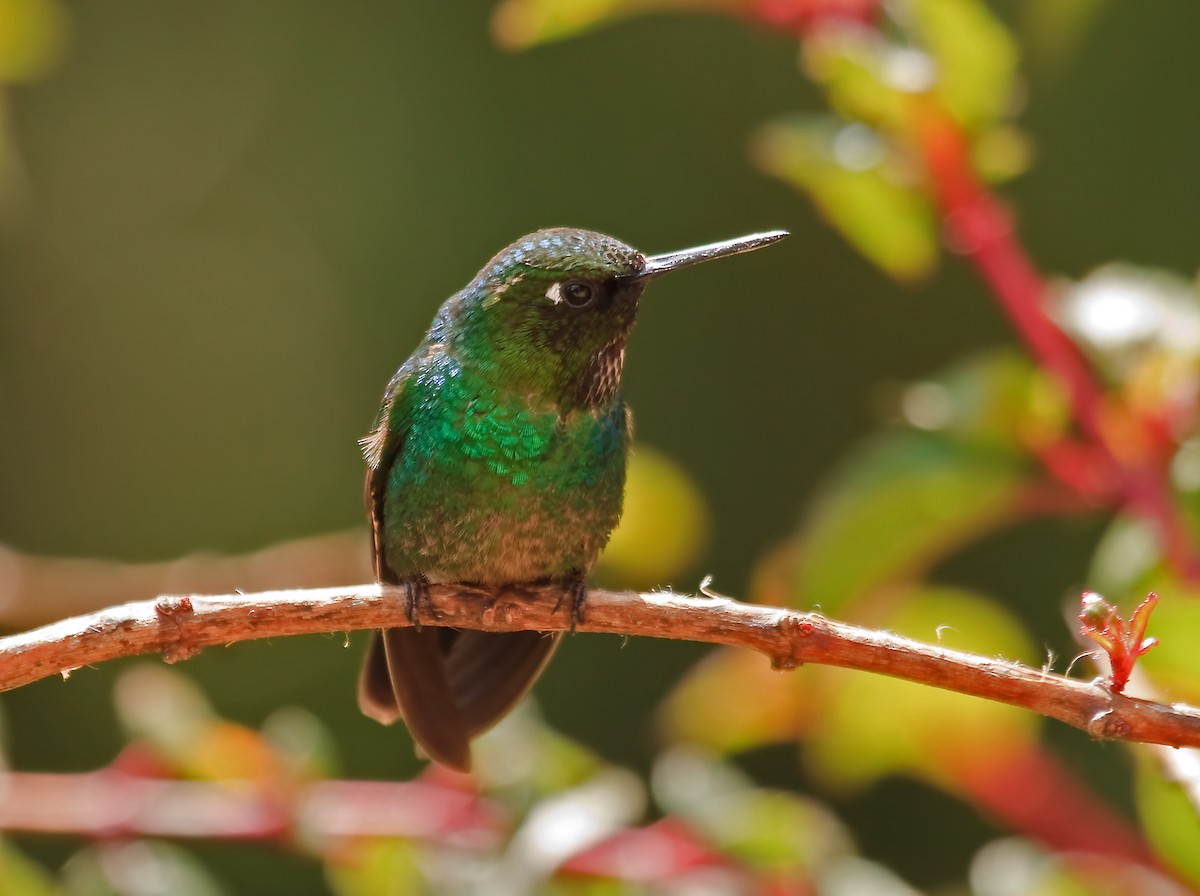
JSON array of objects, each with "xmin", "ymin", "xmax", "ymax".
[
  {"xmin": 805, "ymin": 586, "xmax": 1038, "ymax": 789},
  {"xmin": 792, "ymin": 430, "xmax": 1027, "ymax": 612},
  {"xmin": 972, "ymin": 125, "xmax": 1034, "ymax": 183},
  {"xmin": 596, "ymin": 445, "xmax": 711, "ymax": 589},
  {"xmin": 491, "ymin": 0, "xmax": 625, "ymax": 50},
  {"xmin": 803, "ymin": 28, "xmax": 912, "ymax": 134},
  {"xmin": 753, "ymin": 117, "xmax": 938, "ymax": 282},
  {"xmin": 1134, "ymin": 751, "xmax": 1200, "ymax": 888},
  {"xmin": 897, "ymin": 349, "xmax": 1065, "ymax": 447},
  {"xmin": 788, "ymin": 350, "xmax": 1054, "ymax": 613},
  {"xmin": 658, "ymin": 646, "xmax": 815, "ymax": 753},
  {"xmin": 758, "ymin": 115, "xmax": 936, "ymax": 281},
  {"xmin": 489, "ymin": 0, "xmax": 736, "ymax": 51},
  {"xmin": 0, "ymin": 840, "xmax": 59, "ymax": 896},
  {"xmin": 326, "ymin": 840, "xmax": 427, "ymax": 896},
  {"xmin": 0, "ymin": 0, "xmax": 67, "ymax": 83},
  {"xmin": 910, "ymin": 0, "xmax": 1019, "ymax": 130},
  {"xmin": 538, "ymin": 878, "xmax": 648, "ymax": 896}
]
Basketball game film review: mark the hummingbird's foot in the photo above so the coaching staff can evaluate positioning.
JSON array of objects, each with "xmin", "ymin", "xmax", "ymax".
[
  {"xmin": 403, "ymin": 575, "xmax": 437, "ymax": 629},
  {"xmin": 553, "ymin": 574, "xmax": 588, "ymax": 633}
]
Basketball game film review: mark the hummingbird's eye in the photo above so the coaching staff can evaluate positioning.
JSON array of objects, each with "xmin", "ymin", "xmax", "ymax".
[{"xmin": 560, "ymin": 280, "xmax": 595, "ymax": 308}]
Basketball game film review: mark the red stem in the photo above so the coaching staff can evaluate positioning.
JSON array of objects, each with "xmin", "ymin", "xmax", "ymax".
[
  {"xmin": 0, "ymin": 766, "xmax": 505, "ymax": 846},
  {"xmin": 914, "ymin": 102, "xmax": 1106, "ymax": 438},
  {"xmin": 912, "ymin": 99, "xmax": 1199, "ymax": 577}
]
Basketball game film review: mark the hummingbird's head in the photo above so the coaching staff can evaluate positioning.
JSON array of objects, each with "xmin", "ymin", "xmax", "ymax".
[
  {"xmin": 453, "ymin": 227, "xmax": 649, "ymax": 411},
  {"xmin": 447, "ymin": 227, "xmax": 788, "ymax": 411}
]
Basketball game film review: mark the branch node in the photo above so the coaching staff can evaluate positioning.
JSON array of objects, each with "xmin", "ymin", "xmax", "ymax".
[
  {"xmin": 155, "ymin": 595, "xmax": 200, "ymax": 664},
  {"xmin": 155, "ymin": 595, "xmax": 194, "ymax": 619},
  {"xmin": 1086, "ymin": 705, "xmax": 1132, "ymax": 741},
  {"xmin": 771, "ymin": 614, "xmax": 809, "ymax": 671}
]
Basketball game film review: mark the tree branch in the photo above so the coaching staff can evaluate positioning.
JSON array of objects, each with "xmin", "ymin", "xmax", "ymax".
[{"xmin": 3, "ymin": 583, "xmax": 1200, "ymax": 749}]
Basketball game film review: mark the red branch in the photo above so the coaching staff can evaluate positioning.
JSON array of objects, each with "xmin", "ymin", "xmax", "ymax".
[
  {"xmin": 0, "ymin": 765, "xmax": 504, "ymax": 846},
  {"xmin": 911, "ymin": 98, "xmax": 1199, "ymax": 576}
]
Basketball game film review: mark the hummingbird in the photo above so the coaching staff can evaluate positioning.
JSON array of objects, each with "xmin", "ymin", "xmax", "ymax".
[{"xmin": 358, "ymin": 227, "xmax": 788, "ymax": 771}]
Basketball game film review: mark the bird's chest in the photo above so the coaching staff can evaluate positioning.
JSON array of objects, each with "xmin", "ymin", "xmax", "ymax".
[{"xmin": 382, "ymin": 388, "xmax": 629, "ymax": 582}]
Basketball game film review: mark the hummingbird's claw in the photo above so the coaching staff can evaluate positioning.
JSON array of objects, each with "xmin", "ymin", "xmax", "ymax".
[
  {"xmin": 404, "ymin": 575, "xmax": 437, "ymax": 628},
  {"xmin": 554, "ymin": 575, "xmax": 588, "ymax": 633}
]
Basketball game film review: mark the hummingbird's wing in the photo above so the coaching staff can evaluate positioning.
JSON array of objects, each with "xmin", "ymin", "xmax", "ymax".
[
  {"xmin": 375, "ymin": 626, "xmax": 473, "ymax": 769},
  {"xmin": 442, "ymin": 628, "xmax": 560, "ymax": 735},
  {"xmin": 356, "ymin": 371, "xmax": 473, "ymax": 770}
]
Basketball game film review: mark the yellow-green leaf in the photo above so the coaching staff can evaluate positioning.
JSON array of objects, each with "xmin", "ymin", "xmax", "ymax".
[
  {"xmin": 0, "ymin": 840, "xmax": 59, "ymax": 896},
  {"xmin": 803, "ymin": 28, "xmax": 912, "ymax": 134},
  {"xmin": 910, "ymin": 0, "xmax": 1018, "ymax": 130},
  {"xmin": 897, "ymin": 349, "xmax": 1065, "ymax": 449},
  {"xmin": 0, "ymin": 0, "xmax": 67, "ymax": 83},
  {"xmin": 326, "ymin": 840, "xmax": 426, "ymax": 896},
  {"xmin": 658, "ymin": 647, "xmax": 815, "ymax": 753},
  {"xmin": 1134, "ymin": 750, "xmax": 1200, "ymax": 888},
  {"xmin": 490, "ymin": 0, "xmax": 741, "ymax": 51},
  {"xmin": 754, "ymin": 117, "xmax": 938, "ymax": 281},
  {"xmin": 792, "ymin": 431, "xmax": 1026, "ymax": 612},
  {"xmin": 806, "ymin": 586, "xmax": 1037, "ymax": 789},
  {"xmin": 597, "ymin": 444, "xmax": 711, "ymax": 589}
]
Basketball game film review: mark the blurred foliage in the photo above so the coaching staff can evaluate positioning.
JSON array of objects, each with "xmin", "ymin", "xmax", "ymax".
[
  {"xmin": 804, "ymin": 586, "xmax": 1037, "ymax": 790},
  {"xmin": 0, "ymin": 665, "xmax": 1183, "ymax": 894},
  {"xmin": 0, "ymin": 0, "xmax": 66, "ymax": 83},
  {"xmin": 486, "ymin": 0, "xmax": 1200, "ymax": 891},
  {"xmin": 595, "ymin": 445, "xmax": 711, "ymax": 589},
  {"xmin": 1134, "ymin": 750, "xmax": 1200, "ymax": 890},
  {"xmin": 0, "ymin": 0, "xmax": 65, "ymax": 211},
  {"xmin": 0, "ymin": 838, "xmax": 59, "ymax": 896},
  {"xmin": 0, "ymin": 666, "xmax": 904, "ymax": 893},
  {"xmin": 753, "ymin": 117, "xmax": 940, "ymax": 280},
  {"xmin": 61, "ymin": 843, "xmax": 226, "ymax": 896},
  {"xmin": 3, "ymin": 0, "xmax": 1200, "ymax": 893}
]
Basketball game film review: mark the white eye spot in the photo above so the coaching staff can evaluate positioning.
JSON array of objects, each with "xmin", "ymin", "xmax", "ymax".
[{"xmin": 546, "ymin": 282, "xmax": 564, "ymax": 305}]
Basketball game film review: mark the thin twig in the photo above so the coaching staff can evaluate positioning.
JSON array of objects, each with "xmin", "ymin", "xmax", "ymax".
[{"xmin": 3, "ymin": 583, "xmax": 1200, "ymax": 749}]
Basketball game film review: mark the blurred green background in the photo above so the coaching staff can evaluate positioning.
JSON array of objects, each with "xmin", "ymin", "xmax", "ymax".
[{"xmin": 2, "ymin": 0, "xmax": 1200, "ymax": 890}]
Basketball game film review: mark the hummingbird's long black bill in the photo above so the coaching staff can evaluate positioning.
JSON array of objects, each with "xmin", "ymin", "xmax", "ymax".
[{"xmin": 637, "ymin": 230, "xmax": 789, "ymax": 279}]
